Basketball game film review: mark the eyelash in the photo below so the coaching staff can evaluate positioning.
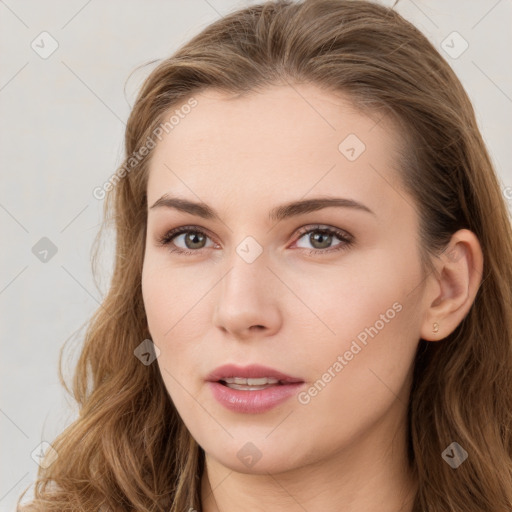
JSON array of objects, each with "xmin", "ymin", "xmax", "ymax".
[{"xmin": 157, "ymin": 224, "xmax": 354, "ymax": 257}]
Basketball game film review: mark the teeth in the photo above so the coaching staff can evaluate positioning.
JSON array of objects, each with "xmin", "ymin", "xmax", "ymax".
[
  {"xmin": 225, "ymin": 383, "xmax": 275, "ymax": 391},
  {"xmin": 222, "ymin": 377, "xmax": 280, "ymax": 385}
]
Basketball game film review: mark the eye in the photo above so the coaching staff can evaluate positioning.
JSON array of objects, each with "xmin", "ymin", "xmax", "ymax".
[
  {"xmin": 157, "ymin": 224, "xmax": 354, "ymax": 256},
  {"xmin": 157, "ymin": 226, "xmax": 217, "ymax": 256},
  {"xmin": 292, "ymin": 225, "xmax": 354, "ymax": 255}
]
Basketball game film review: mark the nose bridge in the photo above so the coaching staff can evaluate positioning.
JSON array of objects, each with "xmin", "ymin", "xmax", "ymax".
[
  {"xmin": 221, "ymin": 227, "xmax": 268, "ymax": 288},
  {"xmin": 213, "ymin": 239, "xmax": 282, "ymax": 336},
  {"xmin": 220, "ymin": 241, "xmax": 269, "ymax": 308}
]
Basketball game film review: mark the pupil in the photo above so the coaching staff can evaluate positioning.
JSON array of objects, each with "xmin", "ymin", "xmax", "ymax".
[
  {"xmin": 311, "ymin": 231, "xmax": 332, "ymax": 249},
  {"xmin": 186, "ymin": 232, "xmax": 205, "ymax": 249}
]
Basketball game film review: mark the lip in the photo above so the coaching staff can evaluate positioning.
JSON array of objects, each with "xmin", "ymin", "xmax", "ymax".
[
  {"xmin": 206, "ymin": 363, "xmax": 304, "ymax": 384},
  {"xmin": 206, "ymin": 364, "xmax": 305, "ymax": 414}
]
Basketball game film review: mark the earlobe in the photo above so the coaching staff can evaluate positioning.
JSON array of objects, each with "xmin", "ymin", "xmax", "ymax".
[{"xmin": 420, "ymin": 229, "xmax": 484, "ymax": 342}]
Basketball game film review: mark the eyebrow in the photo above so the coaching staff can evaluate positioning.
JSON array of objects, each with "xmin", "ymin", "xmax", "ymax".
[{"xmin": 149, "ymin": 194, "xmax": 375, "ymax": 222}]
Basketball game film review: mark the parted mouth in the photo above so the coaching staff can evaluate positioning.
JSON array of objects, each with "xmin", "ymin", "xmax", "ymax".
[
  {"xmin": 221, "ymin": 377, "xmax": 281, "ymax": 385},
  {"xmin": 206, "ymin": 364, "xmax": 304, "ymax": 385}
]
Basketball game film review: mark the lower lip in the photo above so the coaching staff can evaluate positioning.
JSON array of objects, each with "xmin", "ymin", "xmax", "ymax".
[{"xmin": 207, "ymin": 381, "xmax": 305, "ymax": 413}]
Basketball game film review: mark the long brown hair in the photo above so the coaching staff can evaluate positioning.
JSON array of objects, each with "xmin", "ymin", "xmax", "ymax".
[{"xmin": 18, "ymin": 1, "xmax": 512, "ymax": 510}]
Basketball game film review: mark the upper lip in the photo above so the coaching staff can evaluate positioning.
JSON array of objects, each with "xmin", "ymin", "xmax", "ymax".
[{"xmin": 206, "ymin": 364, "xmax": 304, "ymax": 384}]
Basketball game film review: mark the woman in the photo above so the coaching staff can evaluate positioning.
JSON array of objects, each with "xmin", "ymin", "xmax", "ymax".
[{"xmin": 18, "ymin": 0, "xmax": 512, "ymax": 511}]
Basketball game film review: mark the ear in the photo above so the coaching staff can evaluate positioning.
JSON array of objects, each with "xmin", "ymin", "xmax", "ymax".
[{"xmin": 420, "ymin": 229, "xmax": 484, "ymax": 342}]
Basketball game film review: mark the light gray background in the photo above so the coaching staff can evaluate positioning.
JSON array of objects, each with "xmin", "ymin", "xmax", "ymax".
[{"xmin": 1, "ymin": 0, "xmax": 511, "ymax": 510}]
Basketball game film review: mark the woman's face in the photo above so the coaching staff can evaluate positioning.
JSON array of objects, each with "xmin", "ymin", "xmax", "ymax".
[{"xmin": 142, "ymin": 84, "xmax": 428, "ymax": 474}]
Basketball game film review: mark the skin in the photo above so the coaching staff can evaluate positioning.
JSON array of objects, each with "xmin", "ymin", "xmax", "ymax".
[{"xmin": 141, "ymin": 84, "xmax": 483, "ymax": 512}]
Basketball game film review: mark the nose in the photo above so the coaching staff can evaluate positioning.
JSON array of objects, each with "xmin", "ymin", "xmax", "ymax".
[{"xmin": 212, "ymin": 255, "xmax": 282, "ymax": 341}]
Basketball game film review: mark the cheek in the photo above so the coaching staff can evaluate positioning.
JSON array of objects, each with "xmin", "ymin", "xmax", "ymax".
[
  {"xmin": 293, "ymin": 248, "xmax": 421, "ymax": 394},
  {"xmin": 141, "ymin": 253, "xmax": 206, "ymax": 336},
  {"xmin": 298, "ymin": 290, "xmax": 413, "ymax": 395},
  {"xmin": 141, "ymin": 256, "xmax": 212, "ymax": 383},
  {"xmin": 289, "ymin": 279, "xmax": 419, "ymax": 453}
]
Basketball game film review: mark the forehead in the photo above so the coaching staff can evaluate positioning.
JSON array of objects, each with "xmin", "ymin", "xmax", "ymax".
[{"xmin": 146, "ymin": 84, "xmax": 405, "ymax": 220}]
